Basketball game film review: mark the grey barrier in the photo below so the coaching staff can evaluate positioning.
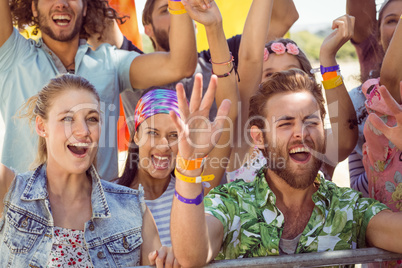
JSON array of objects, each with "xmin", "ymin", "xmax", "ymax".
[{"xmin": 138, "ymin": 248, "xmax": 402, "ymax": 267}]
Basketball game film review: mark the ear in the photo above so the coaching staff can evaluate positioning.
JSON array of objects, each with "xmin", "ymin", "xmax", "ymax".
[
  {"xmin": 32, "ymin": 1, "xmax": 38, "ymax": 18},
  {"xmin": 250, "ymin": 126, "xmax": 265, "ymax": 149},
  {"xmin": 133, "ymin": 131, "xmax": 140, "ymax": 145},
  {"xmin": 144, "ymin": 24, "xmax": 154, "ymax": 39},
  {"xmin": 35, "ymin": 116, "xmax": 47, "ymax": 137}
]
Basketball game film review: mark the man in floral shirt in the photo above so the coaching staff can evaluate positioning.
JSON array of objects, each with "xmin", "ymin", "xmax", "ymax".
[{"xmin": 170, "ymin": 70, "xmax": 402, "ymax": 268}]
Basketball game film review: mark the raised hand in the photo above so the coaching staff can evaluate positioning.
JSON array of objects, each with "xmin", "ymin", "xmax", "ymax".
[
  {"xmin": 170, "ymin": 74, "xmax": 231, "ymax": 160},
  {"xmin": 367, "ymin": 83, "xmax": 402, "ymax": 151},
  {"xmin": 148, "ymin": 246, "xmax": 180, "ymax": 268},
  {"xmin": 182, "ymin": 0, "xmax": 221, "ymax": 27},
  {"xmin": 320, "ymin": 14, "xmax": 355, "ymax": 62}
]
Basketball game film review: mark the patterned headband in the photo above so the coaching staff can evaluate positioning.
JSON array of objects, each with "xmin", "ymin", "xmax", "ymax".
[
  {"xmin": 264, "ymin": 42, "xmax": 300, "ymax": 61},
  {"xmin": 134, "ymin": 89, "xmax": 181, "ymax": 131}
]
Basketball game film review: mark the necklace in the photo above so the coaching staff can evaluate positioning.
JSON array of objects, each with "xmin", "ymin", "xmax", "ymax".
[
  {"xmin": 65, "ymin": 60, "xmax": 75, "ymax": 74},
  {"xmin": 65, "ymin": 60, "xmax": 75, "ymax": 69}
]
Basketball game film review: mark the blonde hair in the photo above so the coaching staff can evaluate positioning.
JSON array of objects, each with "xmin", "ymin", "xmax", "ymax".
[{"xmin": 17, "ymin": 74, "xmax": 100, "ymax": 169}]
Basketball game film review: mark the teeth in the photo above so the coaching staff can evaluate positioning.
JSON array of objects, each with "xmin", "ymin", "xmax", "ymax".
[
  {"xmin": 53, "ymin": 15, "xmax": 71, "ymax": 20},
  {"xmin": 289, "ymin": 147, "xmax": 310, "ymax": 154},
  {"xmin": 70, "ymin": 143, "xmax": 90, "ymax": 148},
  {"xmin": 154, "ymin": 155, "xmax": 169, "ymax": 160}
]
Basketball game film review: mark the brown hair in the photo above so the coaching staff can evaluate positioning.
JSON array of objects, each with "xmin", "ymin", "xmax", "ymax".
[
  {"xmin": 142, "ymin": 0, "xmax": 159, "ymax": 49},
  {"xmin": 18, "ymin": 74, "xmax": 100, "ymax": 169},
  {"xmin": 10, "ymin": 0, "xmax": 128, "ymax": 40},
  {"xmin": 265, "ymin": 38, "xmax": 315, "ymax": 81},
  {"xmin": 248, "ymin": 69, "xmax": 326, "ymax": 130}
]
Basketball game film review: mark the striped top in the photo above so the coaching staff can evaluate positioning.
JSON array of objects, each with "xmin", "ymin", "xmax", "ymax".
[
  {"xmin": 348, "ymin": 150, "xmax": 369, "ymax": 197},
  {"xmin": 145, "ymin": 176, "xmax": 176, "ymax": 247}
]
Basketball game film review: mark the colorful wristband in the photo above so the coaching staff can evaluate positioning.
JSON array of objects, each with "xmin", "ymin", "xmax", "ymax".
[
  {"xmin": 322, "ymin": 71, "xmax": 338, "ymax": 81},
  {"xmin": 168, "ymin": 0, "xmax": 185, "ymax": 10},
  {"xmin": 176, "ymin": 153, "xmax": 206, "ymax": 171},
  {"xmin": 168, "ymin": 7, "xmax": 187, "ymax": 15},
  {"xmin": 320, "ymin": 64, "xmax": 339, "ymax": 75},
  {"xmin": 175, "ymin": 188, "xmax": 204, "ymax": 205},
  {"xmin": 310, "ymin": 65, "xmax": 340, "ymax": 75},
  {"xmin": 322, "ymin": 75, "xmax": 343, "ymax": 90},
  {"xmin": 175, "ymin": 168, "xmax": 215, "ymax": 183}
]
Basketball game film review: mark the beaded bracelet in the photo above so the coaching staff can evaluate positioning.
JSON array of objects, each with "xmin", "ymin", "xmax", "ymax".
[
  {"xmin": 322, "ymin": 75, "xmax": 343, "ymax": 90},
  {"xmin": 212, "ymin": 64, "xmax": 235, "ymax": 78},
  {"xmin": 175, "ymin": 188, "xmax": 204, "ymax": 205},
  {"xmin": 210, "ymin": 53, "xmax": 234, "ymax": 67}
]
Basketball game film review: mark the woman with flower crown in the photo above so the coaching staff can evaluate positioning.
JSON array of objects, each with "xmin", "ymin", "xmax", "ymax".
[{"xmin": 225, "ymin": 0, "xmax": 358, "ymax": 183}]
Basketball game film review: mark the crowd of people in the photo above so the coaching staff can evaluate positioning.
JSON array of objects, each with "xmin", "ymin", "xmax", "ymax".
[{"xmin": 0, "ymin": 0, "xmax": 401, "ymax": 267}]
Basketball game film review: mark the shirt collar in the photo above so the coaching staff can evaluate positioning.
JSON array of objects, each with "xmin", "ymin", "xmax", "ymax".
[
  {"xmin": 38, "ymin": 38, "xmax": 90, "ymax": 74},
  {"xmin": 21, "ymin": 164, "xmax": 110, "ymax": 218},
  {"xmin": 254, "ymin": 166, "xmax": 329, "ymax": 209}
]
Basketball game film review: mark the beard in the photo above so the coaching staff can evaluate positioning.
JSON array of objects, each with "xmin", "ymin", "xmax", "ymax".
[
  {"xmin": 152, "ymin": 25, "xmax": 170, "ymax": 52},
  {"xmin": 37, "ymin": 9, "xmax": 84, "ymax": 42},
  {"xmin": 262, "ymin": 137, "xmax": 325, "ymax": 189}
]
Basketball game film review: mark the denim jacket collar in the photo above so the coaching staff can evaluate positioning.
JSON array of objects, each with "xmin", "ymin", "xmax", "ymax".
[{"xmin": 20, "ymin": 164, "xmax": 111, "ymax": 219}]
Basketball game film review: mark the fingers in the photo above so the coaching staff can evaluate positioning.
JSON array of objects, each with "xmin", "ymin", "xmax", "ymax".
[
  {"xmin": 367, "ymin": 113, "xmax": 391, "ymax": 137},
  {"xmin": 211, "ymin": 99, "xmax": 231, "ymax": 141},
  {"xmin": 176, "ymin": 83, "xmax": 190, "ymax": 120},
  {"xmin": 152, "ymin": 246, "xmax": 180, "ymax": 268},
  {"xmin": 189, "ymin": 73, "xmax": 203, "ymax": 113},
  {"xmin": 148, "ymin": 250, "xmax": 158, "ymax": 265},
  {"xmin": 164, "ymin": 248, "xmax": 176, "ymax": 268},
  {"xmin": 378, "ymin": 85, "xmax": 402, "ymax": 117},
  {"xmin": 199, "ymin": 74, "xmax": 217, "ymax": 113},
  {"xmin": 155, "ymin": 246, "xmax": 168, "ymax": 268}
]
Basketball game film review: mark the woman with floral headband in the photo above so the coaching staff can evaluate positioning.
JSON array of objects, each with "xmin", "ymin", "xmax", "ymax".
[
  {"xmin": 116, "ymin": 0, "xmax": 238, "ymax": 247},
  {"xmin": 226, "ymin": 0, "xmax": 357, "ymax": 183}
]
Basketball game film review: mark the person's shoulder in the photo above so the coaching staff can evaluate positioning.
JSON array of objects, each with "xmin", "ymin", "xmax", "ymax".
[
  {"xmin": 101, "ymin": 179, "xmax": 141, "ymax": 195},
  {"xmin": 319, "ymin": 177, "xmax": 363, "ymax": 201}
]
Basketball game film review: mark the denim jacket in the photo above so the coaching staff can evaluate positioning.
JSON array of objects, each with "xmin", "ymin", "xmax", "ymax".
[{"xmin": 0, "ymin": 164, "xmax": 146, "ymax": 268}]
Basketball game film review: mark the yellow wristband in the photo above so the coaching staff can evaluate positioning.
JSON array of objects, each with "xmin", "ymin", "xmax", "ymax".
[
  {"xmin": 176, "ymin": 154, "xmax": 206, "ymax": 171},
  {"xmin": 168, "ymin": 0, "xmax": 185, "ymax": 10},
  {"xmin": 322, "ymin": 75, "xmax": 343, "ymax": 90},
  {"xmin": 168, "ymin": 8, "xmax": 187, "ymax": 15},
  {"xmin": 174, "ymin": 168, "xmax": 215, "ymax": 183}
]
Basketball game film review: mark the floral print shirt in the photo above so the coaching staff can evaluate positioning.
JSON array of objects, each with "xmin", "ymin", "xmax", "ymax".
[
  {"xmin": 204, "ymin": 167, "xmax": 389, "ymax": 260},
  {"xmin": 46, "ymin": 227, "xmax": 92, "ymax": 268}
]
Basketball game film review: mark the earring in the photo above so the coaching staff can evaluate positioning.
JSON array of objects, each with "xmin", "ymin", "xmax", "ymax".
[{"xmin": 42, "ymin": 133, "xmax": 46, "ymax": 137}]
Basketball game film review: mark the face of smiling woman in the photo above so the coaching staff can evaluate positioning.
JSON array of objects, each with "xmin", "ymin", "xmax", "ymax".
[
  {"xmin": 134, "ymin": 113, "xmax": 179, "ymax": 180},
  {"xmin": 37, "ymin": 88, "xmax": 101, "ymax": 175}
]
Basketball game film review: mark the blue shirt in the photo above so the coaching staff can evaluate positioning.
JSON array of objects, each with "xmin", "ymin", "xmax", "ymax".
[
  {"xmin": 0, "ymin": 164, "xmax": 145, "ymax": 267},
  {"xmin": 0, "ymin": 28, "xmax": 138, "ymax": 181}
]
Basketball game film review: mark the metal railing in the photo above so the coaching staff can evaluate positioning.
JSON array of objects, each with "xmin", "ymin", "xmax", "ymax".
[{"xmin": 139, "ymin": 248, "xmax": 402, "ymax": 267}]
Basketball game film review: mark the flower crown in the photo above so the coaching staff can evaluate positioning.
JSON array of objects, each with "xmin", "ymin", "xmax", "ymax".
[{"xmin": 264, "ymin": 42, "xmax": 300, "ymax": 61}]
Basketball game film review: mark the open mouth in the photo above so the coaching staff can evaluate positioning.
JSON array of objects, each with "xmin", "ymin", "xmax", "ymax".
[
  {"xmin": 52, "ymin": 14, "xmax": 72, "ymax": 26},
  {"xmin": 67, "ymin": 142, "xmax": 90, "ymax": 157},
  {"xmin": 152, "ymin": 155, "xmax": 171, "ymax": 170},
  {"xmin": 289, "ymin": 146, "xmax": 311, "ymax": 163}
]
